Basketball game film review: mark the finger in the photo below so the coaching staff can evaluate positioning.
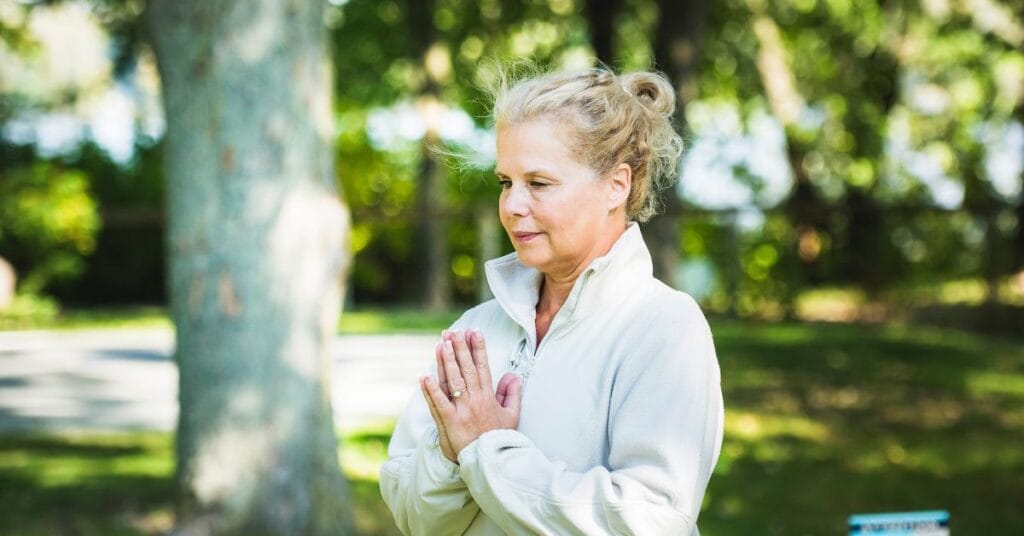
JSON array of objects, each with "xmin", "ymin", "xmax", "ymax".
[
  {"xmin": 495, "ymin": 388, "xmax": 505, "ymax": 407},
  {"xmin": 495, "ymin": 371, "xmax": 515, "ymax": 406},
  {"xmin": 421, "ymin": 377, "xmax": 454, "ymax": 448},
  {"xmin": 423, "ymin": 375, "xmax": 455, "ymax": 415},
  {"xmin": 468, "ymin": 329, "xmax": 493, "ymax": 393},
  {"xmin": 451, "ymin": 330, "xmax": 477, "ymax": 393},
  {"xmin": 442, "ymin": 339, "xmax": 468, "ymax": 397},
  {"xmin": 420, "ymin": 377, "xmax": 445, "ymax": 428},
  {"xmin": 435, "ymin": 341, "xmax": 450, "ymax": 397},
  {"xmin": 499, "ymin": 373, "xmax": 523, "ymax": 414}
]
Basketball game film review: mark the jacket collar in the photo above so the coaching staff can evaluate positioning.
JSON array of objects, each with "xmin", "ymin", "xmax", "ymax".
[{"xmin": 484, "ymin": 222, "xmax": 654, "ymax": 344}]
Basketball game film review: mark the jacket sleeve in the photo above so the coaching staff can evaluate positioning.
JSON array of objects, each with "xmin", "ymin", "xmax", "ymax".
[
  {"xmin": 379, "ymin": 322, "xmax": 480, "ymax": 535},
  {"xmin": 456, "ymin": 304, "xmax": 724, "ymax": 535}
]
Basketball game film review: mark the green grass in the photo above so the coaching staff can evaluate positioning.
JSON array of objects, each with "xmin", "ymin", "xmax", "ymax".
[
  {"xmin": 0, "ymin": 306, "xmax": 459, "ymax": 334},
  {"xmin": 702, "ymin": 320, "xmax": 1024, "ymax": 534},
  {"xmin": 0, "ymin": 428, "xmax": 401, "ymax": 536},
  {"xmin": 337, "ymin": 308, "xmax": 461, "ymax": 334},
  {"xmin": 2, "ymin": 321, "xmax": 1022, "ymax": 534}
]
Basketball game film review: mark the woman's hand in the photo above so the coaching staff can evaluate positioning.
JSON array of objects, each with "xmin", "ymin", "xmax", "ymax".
[
  {"xmin": 420, "ymin": 339, "xmax": 458, "ymax": 462},
  {"xmin": 421, "ymin": 329, "xmax": 522, "ymax": 463}
]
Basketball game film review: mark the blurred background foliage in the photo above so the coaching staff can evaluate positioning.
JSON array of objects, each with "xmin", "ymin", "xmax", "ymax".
[
  {"xmin": 1, "ymin": 1, "xmax": 1023, "ymax": 534},
  {"xmin": 0, "ymin": 0, "xmax": 1021, "ymax": 337}
]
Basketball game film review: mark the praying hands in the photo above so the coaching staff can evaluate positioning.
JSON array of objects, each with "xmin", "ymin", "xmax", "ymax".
[{"xmin": 419, "ymin": 329, "xmax": 523, "ymax": 463}]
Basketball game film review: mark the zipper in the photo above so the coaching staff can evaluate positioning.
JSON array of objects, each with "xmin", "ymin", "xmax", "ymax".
[{"xmin": 509, "ymin": 268, "xmax": 594, "ymax": 383}]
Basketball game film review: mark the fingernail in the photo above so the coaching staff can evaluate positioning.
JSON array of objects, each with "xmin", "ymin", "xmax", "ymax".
[{"xmin": 441, "ymin": 330, "xmax": 450, "ymax": 340}]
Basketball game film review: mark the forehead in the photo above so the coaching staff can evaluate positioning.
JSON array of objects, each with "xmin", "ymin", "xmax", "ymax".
[{"xmin": 495, "ymin": 118, "xmax": 582, "ymax": 173}]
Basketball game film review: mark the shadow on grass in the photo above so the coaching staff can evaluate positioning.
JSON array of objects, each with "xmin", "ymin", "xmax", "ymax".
[
  {"xmin": 702, "ymin": 320, "xmax": 1024, "ymax": 534},
  {"xmin": 0, "ymin": 433, "xmax": 174, "ymax": 536},
  {"xmin": 0, "ymin": 432, "xmax": 402, "ymax": 535},
  {"xmin": 2, "ymin": 321, "xmax": 1021, "ymax": 534}
]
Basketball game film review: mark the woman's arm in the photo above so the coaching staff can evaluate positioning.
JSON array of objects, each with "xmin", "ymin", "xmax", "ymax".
[
  {"xmin": 379, "ymin": 338, "xmax": 481, "ymax": 535},
  {"xmin": 454, "ymin": 306, "xmax": 724, "ymax": 535}
]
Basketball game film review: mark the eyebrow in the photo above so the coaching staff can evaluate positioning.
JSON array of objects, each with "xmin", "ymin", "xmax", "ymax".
[{"xmin": 494, "ymin": 168, "xmax": 555, "ymax": 178}]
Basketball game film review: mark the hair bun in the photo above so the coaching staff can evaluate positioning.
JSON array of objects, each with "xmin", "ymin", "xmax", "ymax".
[{"xmin": 620, "ymin": 72, "xmax": 676, "ymax": 117}]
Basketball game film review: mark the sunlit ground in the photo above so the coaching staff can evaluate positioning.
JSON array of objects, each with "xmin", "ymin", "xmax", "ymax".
[{"xmin": 1, "ymin": 320, "xmax": 1021, "ymax": 534}]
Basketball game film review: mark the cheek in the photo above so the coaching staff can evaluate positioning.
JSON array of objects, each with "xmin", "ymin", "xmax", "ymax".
[{"xmin": 497, "ymin": 194, "xmax": 512, "ymax": 222}]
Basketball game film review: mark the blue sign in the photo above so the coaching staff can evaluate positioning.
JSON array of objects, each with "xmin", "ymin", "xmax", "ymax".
[{"xmin": 849, "ymin": 510, "xmax": 949, "ymax": 535}]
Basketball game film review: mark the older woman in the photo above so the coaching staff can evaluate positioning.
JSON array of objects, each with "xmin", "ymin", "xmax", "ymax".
[{"xmin": 380, "ymin": 68, "xmax": 724, "ymax": 535}]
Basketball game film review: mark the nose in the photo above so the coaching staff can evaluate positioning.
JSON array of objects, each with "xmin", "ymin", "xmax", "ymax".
[{"xmin": 500, "ymin": 183, "xmax": 531, "ymax": 219}]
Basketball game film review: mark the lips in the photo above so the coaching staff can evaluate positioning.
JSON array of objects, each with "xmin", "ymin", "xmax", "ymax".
[{"xmin": 512, "ymin": 231, "xmax": 542, "ymax": 243}]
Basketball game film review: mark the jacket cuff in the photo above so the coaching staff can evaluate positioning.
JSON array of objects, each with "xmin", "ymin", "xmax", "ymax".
[
  {"xmin": 419, "ymin": 427, "xmax": 463, "ymax": 485},
  {"xmin": 457, "ymin": 428, "xmax": 532, "ymax": 471}
]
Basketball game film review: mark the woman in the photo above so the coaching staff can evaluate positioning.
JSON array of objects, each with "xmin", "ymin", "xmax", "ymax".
[{"xmin": 380, "ymin": 68, "xmax": 724, "ymax": 535}]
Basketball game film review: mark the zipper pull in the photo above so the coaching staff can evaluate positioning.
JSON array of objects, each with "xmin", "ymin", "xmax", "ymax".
[{"xmin": 510, "ymin": 338, "xmax": 527, "ymax": 368}]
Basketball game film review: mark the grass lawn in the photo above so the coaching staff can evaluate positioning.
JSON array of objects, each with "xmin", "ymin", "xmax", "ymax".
[
  {"xmin": 1, "ymin": 321, "xmax": 1022, "ymax": 534},
  {"xmin": 0, "ymin": 305, "xmax": 460, "ymax": 334}
]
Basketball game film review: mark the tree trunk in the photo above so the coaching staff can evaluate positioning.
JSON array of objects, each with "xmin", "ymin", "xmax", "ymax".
[
  {"xmin": 781, "ymin": 138, "xmax": 824, "ymax": 317},
  {"xmin": 1015, "ymin": 102, "xmax": 1024, "ymax": 272},
  {"xmin": 750, "ymin": 12, "xmax": 818, "ymax": 317},
  {"xmin": 408, "ymin": 0, "xmax": 451, "ymax": 311},
  {"xmin": 648, "ymin": 0, "xmax": 710, "ymax": 289},
  {"xmin": 416, "ymin": 130, "xmax": 452, "ymax": 310},
  {"xmin": 477, "ymin": 204, "xmax": 500, "ymax": 302},
  {"xmin": 584, "ymin": 0, "xmax": 620, "ymax": 65},
  {"xmin": 844, "ymin": 188, "xmax": 886, "ymax": 295},
  {"xmin": 146, "ymin": 1, "xmax": 352, "ymax": 534}
]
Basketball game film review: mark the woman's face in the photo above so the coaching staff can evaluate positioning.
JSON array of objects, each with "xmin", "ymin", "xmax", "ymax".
[{"xmin": 495, "ymin": 117, "xmax": 628, "ymax": 277}]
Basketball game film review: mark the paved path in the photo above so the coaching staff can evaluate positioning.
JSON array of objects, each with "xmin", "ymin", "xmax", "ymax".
[{"xmin": 0, "ymin": 329, "xmax": 437, "ymax": 432}]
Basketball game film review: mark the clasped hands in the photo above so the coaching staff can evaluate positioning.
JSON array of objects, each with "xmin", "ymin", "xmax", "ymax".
[{"xmin": 420, "ymin": 329, "xmax": 523, "ymax": 464}]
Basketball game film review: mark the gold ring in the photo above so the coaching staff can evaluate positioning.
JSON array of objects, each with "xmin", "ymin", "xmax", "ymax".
[{"xmin": 451, "ymin": 389, "xmax": 464, "ymax": 399}]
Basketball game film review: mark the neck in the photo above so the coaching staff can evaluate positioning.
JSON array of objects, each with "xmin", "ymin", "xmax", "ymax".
[
  {"xmin": 537, "ymin": 274, "xmax": 574, "ymax": 317},
  {"xmin": 536, "ymin": 220, "xmax": 628, "ymax": 317}
]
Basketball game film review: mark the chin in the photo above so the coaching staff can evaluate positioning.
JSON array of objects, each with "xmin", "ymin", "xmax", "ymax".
[{"xmin": 514, "ymin": 248, "xmax": 550, "ymax": 271}]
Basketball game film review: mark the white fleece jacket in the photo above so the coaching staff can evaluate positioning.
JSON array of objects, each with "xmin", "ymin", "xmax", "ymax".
[{"xmin": 379, "ymin": 224, "xmax": 724, "ymax": 535}]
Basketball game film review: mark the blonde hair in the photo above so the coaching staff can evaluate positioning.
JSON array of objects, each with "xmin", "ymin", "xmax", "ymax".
[{"xmin": 491, "ymin": 68, "xmax": 684, "ymax": 222}]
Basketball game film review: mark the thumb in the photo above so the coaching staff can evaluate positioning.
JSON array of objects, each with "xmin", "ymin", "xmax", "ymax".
[
  {"xmin": 494, "ymin": 372, "xmax": 515, "ymax": 406},
  {"xmin": 501, "ymin": 374, "xmax": 523, "ymax": 415}
]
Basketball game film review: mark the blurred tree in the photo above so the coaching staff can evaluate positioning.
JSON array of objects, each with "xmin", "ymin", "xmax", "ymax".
[
  {"xmin": 1016, "ymin": 100, "xmax": 1024, "ymax": 272},
  {"xmin": 885, "ymin": 0, "xmax": 1023, "ymax": 300},
  {"xmin": 145, "ymin": 0, "xmax": 352, "ymax": 533},
  {"xmin": 649, "ymin": 0, "xmax": 711, "ymax": 289},
  {"xmin": 0, "ymin": 159, "xmax": 100, "ymax": 294},
  {"xmin": 329, "ymin": 0, "xmax": 586, "ymax": 306},
  {"xmin": 4, "ymin": 0, "xmax": 1019, "ymax": 317},
  {"xmin": 585, "ymin": 0, "xmax": 621, "ymax": 64},
  {"xmin": 408, "ymin": 0, "xmax": 454, "ymax": 311},
  {"xmin": 0, "ymin": 0, "xmax": 167, "ymax": 305}
]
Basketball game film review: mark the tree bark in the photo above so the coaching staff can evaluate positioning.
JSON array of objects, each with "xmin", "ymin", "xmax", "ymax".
[
  {"xmin": 476, "ymin": 204, "xmax": 500, "ymax": 302},
  {"xmin": 408, "ymin": 0, "xmax": 452, "ymax": 311},
  {"xmin": 584, "ymin": 0, "xmax": 620, "ymax": 65},
  {"xmin": 1015, "ymin": 102, "xmax": 1024, "ymax": 272},
  {"xmin": 750, "ymin": 11, "xmax": 819, "ymax": 317},
  {"xmin": 648, "ymin": 0, "xmax": 710, "ymax": 289},
  {"xmin": 146, "ymin": 1, "xmax": 352, "ymax": 533},
  {"xmin": 415, "ymin": 129, "xmax": 452, "ymax": 310}
]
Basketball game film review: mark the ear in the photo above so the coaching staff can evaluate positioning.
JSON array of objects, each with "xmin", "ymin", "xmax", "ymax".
[{"xmin": 606, "ymin": 163, "xmax": 632, "ymax": 212}]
